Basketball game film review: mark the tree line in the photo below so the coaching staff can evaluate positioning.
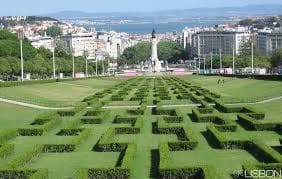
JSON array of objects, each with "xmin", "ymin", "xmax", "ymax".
[{"xmin": 0, "ymin": 30, "xmax": 105, "ymax": 80}]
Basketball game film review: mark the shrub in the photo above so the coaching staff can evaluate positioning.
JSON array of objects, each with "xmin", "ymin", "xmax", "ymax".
[
  {"xmin": 0, "ymin": 144, "xmax": 14, "ymax": 159},
  {"xmin": 33, "ymin": 111, "xmax": 61, "ymax": 124},
  {"xmin": 18, "ymin": 128, "xmax": 44, "ymax": 136},
  {"xmin": 43, "ymin": 144, "xmax": 76, "ymax": 153},
  {"xmin": 81, "ymin": 117, "xmax": 102, "ymax": 124},
  {"xmin": 0, "ymin": 129, "xmax": 17, "ymax": 143},
  {"xmin": 7, "ymin": 145, "xmax": 43, "ymax": 168},
  {"xmin": 238, "ymin": 114, "xmax": 281, "ymax": 131},
  {"xmin": 56, "ymin": 129, "xmax": 83, "ymax": 136}
]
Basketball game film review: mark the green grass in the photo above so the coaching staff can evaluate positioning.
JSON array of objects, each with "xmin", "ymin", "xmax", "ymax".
[
  {"xmin": 0, "ymin": 102, "xmax": 43, "ymax": 129},
  {"xmin": 0, "ymin": 76, "xmax": 281, "ymax": 179},
  {"xmin": 180, "ymin": 75, "xmax": 282, "ymax": 103},
  {"xmin": 0, "ymin": 78, "xmax": 125, "ymax": 107}
]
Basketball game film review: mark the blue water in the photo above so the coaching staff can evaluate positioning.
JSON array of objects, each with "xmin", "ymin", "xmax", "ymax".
[{"xmin": 86, "ymin": 21, "xmax": 224, "ymax": 34}]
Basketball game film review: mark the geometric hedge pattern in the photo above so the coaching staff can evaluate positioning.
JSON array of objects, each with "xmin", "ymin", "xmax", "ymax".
[{"xmin": 0, "ymin": 76, "xmax": 281, "ymax": 179}]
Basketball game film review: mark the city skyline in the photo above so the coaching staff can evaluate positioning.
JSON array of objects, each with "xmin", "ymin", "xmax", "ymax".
[{"xmin": 1, "ymin": 0, "xmax": 282, "ymax": 16}]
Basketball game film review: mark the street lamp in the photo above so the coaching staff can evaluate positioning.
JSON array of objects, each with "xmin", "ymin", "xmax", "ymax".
[
  {"xmin": 71, "ymin": 47, "xmax": 75, "ymax": 78},
  {"xmin": 210, "ymin": 52, "xmax": 213, "ymax": 74},
  {"xmin": 18, "ymin": 30, "xmax": 24, "ymax": 81},
  {"xmin": 52, "ymin": 39, "xmax": 56, "ymax": 79},
  {"xmin": 219, "ymin": 48, "xmax": 222, "ymax": 74},
  {"xmin": 251, "ymin": 34, "xmax": 254, "ymax": 74}
]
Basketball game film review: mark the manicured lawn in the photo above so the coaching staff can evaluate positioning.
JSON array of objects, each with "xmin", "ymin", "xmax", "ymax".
[
  {"xmin": 0, "ymin": 76, "xmax": 281, "ymax": 179},
  {"xmin": 0, "ymin": 78, "xmax": 125, "ymax": 107},
  {"xmin": 180, "ymin": 75, "xmax": 282, "ymax": 103},
  {"xmin": 0, "ymin": 102, "xmax": 43, "ymax": 129}
]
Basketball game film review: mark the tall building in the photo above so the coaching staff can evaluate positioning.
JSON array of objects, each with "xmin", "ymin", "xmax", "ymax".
[
  {"xmin": 62, "ymin": 32, "xmax": 96, "ymax": 59},
  {"xmin": 192, "ymin": 29, "xmax": 251, "ymax": 57},
  {"xmin": 257, "ymin": 29, "xmax": 282, "ymax": 54}
]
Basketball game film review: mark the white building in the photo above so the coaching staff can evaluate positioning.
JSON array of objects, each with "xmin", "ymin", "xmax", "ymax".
[
  {"xmin": 257, "ymin": 29, "xmax": 282, "ymax": 54},
  {"xmin": 29, "ymin": 35, "xmax": 54, "ymax": 50},
  {"xmin": 97, "ymin": 31, "xmax": 138, "ymax": 59},
  {"xmin": 62, "ymin": 32, "xmax": 96, "ymax": 59},
  {"xmin": 183, "ymin": 27, "xmax": 252, "ymax": 57}
]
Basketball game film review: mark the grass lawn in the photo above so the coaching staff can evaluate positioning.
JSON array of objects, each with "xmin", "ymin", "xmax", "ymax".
[
  {"xmin": 0, "ymin": 76, "xmax": 281, "ymax": 179},
  {"xmin": 0, "ymin": 102, "xmax": 43, "ymax": 129},
  {"xmin": 0, "ymin": 77, "xmax": 125, "ymax": 107},
  {"xmin": 180, "ymin": 75, "xmax": 282, "ymax": 103}
]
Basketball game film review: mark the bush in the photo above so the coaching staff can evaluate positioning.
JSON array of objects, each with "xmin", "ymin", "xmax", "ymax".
[
  {"xmin": 32, "ymin": 111, "xmax": 61, "ymax": 125},
  {"xmin": 0, "ymin": 144, "xmax": 14, "ymax": 159},
  {"xmin": 0, "ymin": 129, "xmax": 17, "ymax": 143},
  {"xmin": 7, "ymin": 145, "xmax": 43, "ymax": 168},
  {"xmin": 43, "ymin": 144, "xmax": 75, "ymax": 153},
  {"xmin": 238, "ymin": 114, "xmax": 281, "ymax": 131},
  {"xmin": 88, "ymin": 168, "xmax": 129, "ymax": 179},
  {"xmin": 56, "ymin": 129, "xmax": 83, "ymax": 136},
  {"xmin": 81, "ymin": 117, "xmax": 102, "ymax": 124},
  {"xmin": 0, "ymin": 169, "xmax": 36, "ymax": 178},
  {"xmin": 246, "ymin": 140, "xmax": 282, "ymax": 163},
  {"xmin": 18, "ymin": 128, "xmax": 44, "ymax": 136},
  {"xmin": 57, "ymin": 102, "xmax": 88, "ymax": 117}
]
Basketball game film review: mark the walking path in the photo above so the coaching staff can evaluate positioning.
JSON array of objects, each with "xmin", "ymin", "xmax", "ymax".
[
  {"xmin": 0, "ymin": 97, "xmax": 72, "ymax": 110},
  {"xmin": 0, "ymin": 96, "xmax": 281, "ymax": 110}
]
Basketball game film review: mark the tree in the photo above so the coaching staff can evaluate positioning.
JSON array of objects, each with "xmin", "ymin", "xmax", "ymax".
[
  {"xmin": 45, "ymin": 25, "xmax": 62, "ymax": 38},
  {"xmin": 0, "ymin": 57, "xmax": 11, "ymax": 76},
  {"xmin": 271, "ymin": 48, "xmax": 282, "ymax": 67},
  {"xmin": 120, "ymin": 42, "xmax": 187, "ymax": 66}
]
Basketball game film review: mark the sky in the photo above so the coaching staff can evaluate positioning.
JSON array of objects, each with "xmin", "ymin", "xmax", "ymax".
[{"xmin": 1, "ymin": 0, "xmax": 282, "ymax": 16}]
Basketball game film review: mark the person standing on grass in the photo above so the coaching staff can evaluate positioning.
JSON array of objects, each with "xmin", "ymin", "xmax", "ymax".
[{"xmin": 217, "ymin": 79, "xmax": 221, "ymax": 85}]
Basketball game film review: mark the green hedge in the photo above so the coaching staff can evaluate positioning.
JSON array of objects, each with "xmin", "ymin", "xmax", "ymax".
[
  {"xmin": 95, "ymin": 128, "xmax": 127, "ymax": 152},
  {"xmin": 56, "ymin": 129, "xmax": 83, "ymax": 136},
  {"xmin": 88, "ymin": 168, "xmax": 129, "ymax": 179},
  {"xmin": 31, "ymin": 111, "xmax": 60, "ymax": 125},
  {"xmin": 159, "ymin": 143, "xmax": 217, "ymax": 179},
  {"xmin": 7, "ymin": 145, "xmax": 43, "ymax": 168},
  {"xmin": 43, "ymin": 144, "xmax": 75, "ymax": 153},
  {"xmin": 206, "ymin": 125, "xmax": 282, "ymax": 162},
  {"xmin": 0, "ymin": 76, "xmax": 103, "ymax": 88},
  {"xmin": 18, "ymin": 128, "xmax": 43, "ymax": 136},
  {"xmin": 246, "ymin": 140, "xmax": 282, "ymax": 163},
  {"xmin": 57, "ymin": 102, "xmax": 88, "ymax": 117},
  {"xmin": 0, "ymin": 144, "xmax": 14, "ymax": 159},
  {"xmin": 44, "ymin": 128, "xmax": 91, "ymax": 153},
  {"xmin": 0, "ymin": 129, "xmax": 17, "ymax": 143},
  {"xmin": 81, "ymin": 117, "xmax": 103, "ymax": 124},
  {"xmin": 0, "ymin": 169, "xmax": 48, "ymax": 179},
  {"xmin": 156, "ymin": 118, "xmax": 198, "ymax": 151},
  {"xmin": 88, "ymin": 144, "xmax": 136, "ymax": 178},
  {"xmin": 238, "ymin": 114, "xmax": 281, "ymax": 131},
  {"xmin": 24, "ymin": 111, "xmax": 62, "ymax": 136}
]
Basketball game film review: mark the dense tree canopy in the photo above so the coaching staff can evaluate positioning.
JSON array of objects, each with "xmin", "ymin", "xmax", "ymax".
[
  {"xmin": 271, "ymin": 48, "xmax": 282, "ymax": 67},
  {"xmin": 0, "ymin": 30, "xmax": 104, "ymax": 80},
  {"xmin": 45, "ymin": 25, "xmax": 62, "ymax": 38},
  {"xmin": 119, "ymin": 42, "xmax": 187, "ymax": 66}
]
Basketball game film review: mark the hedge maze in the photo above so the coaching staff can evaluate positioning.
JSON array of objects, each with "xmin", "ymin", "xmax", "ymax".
[{"xmin": 0, "ymin": 76, "xmax": 281, "ymax": 179}]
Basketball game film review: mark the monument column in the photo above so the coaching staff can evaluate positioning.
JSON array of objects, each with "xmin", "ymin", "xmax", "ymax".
[{"xmin": 151, "ymin": 29, "xmax": 162, "ymax": 73}]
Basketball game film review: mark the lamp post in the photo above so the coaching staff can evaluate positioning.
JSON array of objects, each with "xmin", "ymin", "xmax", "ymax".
[
  {"xmin": 71, "ymin": 48, "xmax": 75, "ymax": 78},
  {"xmin": 232, "ymin": 42, "xmax": 235, "ymax": 75},
  {"xmin": 52, "ymin": 40, "xmax": 56, "ymax": 79},
  {"xmin": 18, "ymin": 30, "xmax": 24, "ymax": 81},
  {"xmin": 251, "ymin": 34, "xmax": 254, "ymax": 74},
  {"xmin": 210, "ymin": 52, "xmax": 213, "ymax": 74},
  {"xmin": 219, "ymin": 48, "xmax": 222, "ymax": 74},
  {"xmin": 203, "ymin": 55, "xmax": 206, "ymax": 74}
]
